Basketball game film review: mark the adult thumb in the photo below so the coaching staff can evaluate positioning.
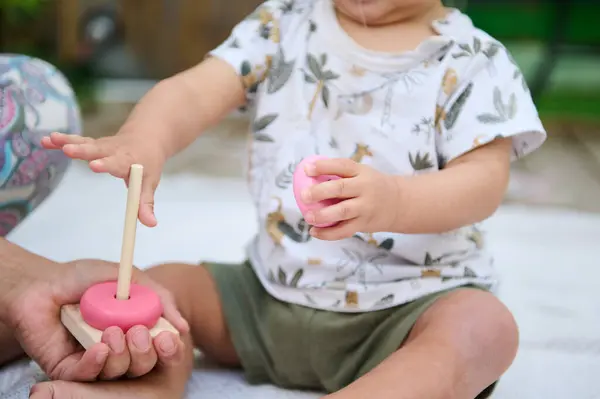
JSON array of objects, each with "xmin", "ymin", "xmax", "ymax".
[{"xmin": 54, "ymin": 260, "xmax": 119, "ymax": 304}]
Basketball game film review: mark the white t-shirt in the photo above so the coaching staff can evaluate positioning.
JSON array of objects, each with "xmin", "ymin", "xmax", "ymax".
[{"xmin": 210, "ymin": 0, "xmax": 546, "ymax": 312}]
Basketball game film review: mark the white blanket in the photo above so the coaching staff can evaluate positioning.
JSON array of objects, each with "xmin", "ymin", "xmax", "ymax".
[{"xmin": 3, "ymin": 163, "xmax": 600, "ymax": 398}]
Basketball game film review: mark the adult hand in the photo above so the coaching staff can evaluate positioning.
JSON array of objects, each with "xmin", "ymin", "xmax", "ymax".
[
  {"xmin": 299, "ymin": 158, "xmax": 402, "ymax": 240},
  {"xmin": 6, "ymin": 258, "xmax": 189, "ymax": 381}
]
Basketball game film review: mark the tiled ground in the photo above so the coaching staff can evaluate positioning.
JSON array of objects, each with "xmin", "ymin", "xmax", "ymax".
[{"xmin": 82, "ymin": 102, "xmax": 600, "ymax": 214}]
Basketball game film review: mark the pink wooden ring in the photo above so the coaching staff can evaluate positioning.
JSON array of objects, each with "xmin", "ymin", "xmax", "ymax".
[
  {"xmin": 80, "ymin": 282, "xmax": 163, "ymax": 333},
  {"xmin": 293, "ymin": 155, "xmax": 341, "ymax": 228}
]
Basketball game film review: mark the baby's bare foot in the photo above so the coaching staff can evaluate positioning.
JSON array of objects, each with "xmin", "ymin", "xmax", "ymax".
[{"xmin": 29, "ymin": 380, "xmax": 178, "ymax": 399}]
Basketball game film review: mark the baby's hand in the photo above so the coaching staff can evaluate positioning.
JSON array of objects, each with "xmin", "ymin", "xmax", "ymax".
[
  {"xmin": 42, "ymin": 133, "xmax": 166, "ymax": 227},
  {"xmin": 299, "ymin": 158, "xmax": 401, "ymax": 240}
]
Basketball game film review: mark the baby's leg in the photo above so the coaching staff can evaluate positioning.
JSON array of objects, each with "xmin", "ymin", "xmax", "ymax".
[
  {"xmin": 145, "ymin": 263, "xmax": 241, "ymax": 367},
  {"xmin": 327, "ymin": 289, "xmax": 518, "ymax": 399}
]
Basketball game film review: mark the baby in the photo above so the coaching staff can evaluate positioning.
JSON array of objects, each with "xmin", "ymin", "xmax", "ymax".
[{"xmin": 42, "ymin": 0, "xmax": 546, "ymax": 398}]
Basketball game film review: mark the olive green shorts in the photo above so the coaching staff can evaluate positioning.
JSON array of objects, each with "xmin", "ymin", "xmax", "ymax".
[{"xmin": 206, "ymin": 262, "xmax": 496, "ymax": 396}]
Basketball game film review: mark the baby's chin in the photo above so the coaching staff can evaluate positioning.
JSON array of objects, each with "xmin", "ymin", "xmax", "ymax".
[
  {"xmin": 334, "ymin": 0, "xmax": 391, "ymax": 24},
  {"xmin": 333, "ymin": 0, "xmax": 439, "ymax": 26}
]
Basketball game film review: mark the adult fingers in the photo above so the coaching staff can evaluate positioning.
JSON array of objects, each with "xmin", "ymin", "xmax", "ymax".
[
  {"xmin": 49, "ymin": 343, "xmax": 109, "ymax": 381},
  {"xmin": 53, "ymin": 261, "xmax": 119, "ymax": 304},
  {"xmin": 153, "ymin": 331, "xmax": 185, "ymax": 367},
  {"xmin": 125, "ymin": 326, "xmax": 158, "ymax": 378},
  {"xmin": 132, "ymin": 267, "xmax": 189, "ymax": 334},
  {"xmin": 98, "ymin": 327, "xmax": 131, "ymax": 380}
]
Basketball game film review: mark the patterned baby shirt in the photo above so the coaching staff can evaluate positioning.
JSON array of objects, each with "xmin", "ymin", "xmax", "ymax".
[{"xmin": 210, "ymin": 0, "xmax": 546, "ymax": 312}]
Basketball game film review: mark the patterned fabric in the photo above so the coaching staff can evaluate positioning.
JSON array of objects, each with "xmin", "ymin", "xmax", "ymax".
[
  {"xmin": 210, "ymin": 0, "xmax": 547, "ymax": 312},
  {"xmin": 0, "ymin": 55, "xmax": 80, "ymax": 236}
]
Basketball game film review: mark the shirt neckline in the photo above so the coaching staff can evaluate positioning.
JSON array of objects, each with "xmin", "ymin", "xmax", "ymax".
[{"xmin": 312, "ymin": 0, "xmax": 471, "ymax": 72}]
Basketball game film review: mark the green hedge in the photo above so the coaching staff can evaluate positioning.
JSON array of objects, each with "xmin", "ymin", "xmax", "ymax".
[{"xmin": 467, "ymin": 3, "xmax": 600, "ymax": 44}]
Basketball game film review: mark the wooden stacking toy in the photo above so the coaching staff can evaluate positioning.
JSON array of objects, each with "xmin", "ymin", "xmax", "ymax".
[{"xmin": 61, "ymin": 164, "xmax": 178, "ymax": 349}]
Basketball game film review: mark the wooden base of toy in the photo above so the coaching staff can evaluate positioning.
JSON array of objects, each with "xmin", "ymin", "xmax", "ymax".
[{"xmin": 61, "ymin": 305, "xmax": 178, "ymax": 350}]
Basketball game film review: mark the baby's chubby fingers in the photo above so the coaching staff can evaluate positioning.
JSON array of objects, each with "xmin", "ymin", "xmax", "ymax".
[
  {"xmin": 63, "ymin": 143, "xmax": 107, "ymax": 162},
  {"xmin": 305, "ymin": 198, "xmax": 360, "ymax": 227},
  {"xmin": 40, "ymin": 132, "xmax": 91, "ymax": 150},
  {"xmin": 138, "ymin": 179, "xmax": 159, "ymax": 227},
  {"xmin": 310, "ymin": 219, "xmax": 358, "ymax": 241},
  {"xmin": 89, "ymin": 156, "xmax": 132, "ymax": 179},
  {"xmin": 305, "ymin": 158, "xmax": 361, "ymax": 178},
  {"xmin": 302, "ymin": 177, "xmax": 359, "ymax": 204}
]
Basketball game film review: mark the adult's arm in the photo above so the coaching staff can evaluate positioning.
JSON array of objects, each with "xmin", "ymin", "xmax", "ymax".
[
  {"xmin": 0, "ymin": 239, "xmax": 50, "ymax": 365},
  {"xmin": 0, "ymin": 238, "xmax": 53, "ymax": 324}
]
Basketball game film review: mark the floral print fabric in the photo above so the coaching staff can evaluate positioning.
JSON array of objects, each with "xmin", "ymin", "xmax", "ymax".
[
  {"xmin": 0, "ymin": 55, "xmax": 80, "ymax": 236},
  {"xmin": 210, "ymin": 0, "xmax": 546, "ymax": 312}
]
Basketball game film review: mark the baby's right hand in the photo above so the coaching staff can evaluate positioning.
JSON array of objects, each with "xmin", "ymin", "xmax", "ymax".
[{"xmin": 42, "ymin": 132, "xmax": 165, "ymax": 227}]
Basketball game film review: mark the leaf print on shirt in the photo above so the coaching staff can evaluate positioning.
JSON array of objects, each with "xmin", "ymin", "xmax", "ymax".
[
  {"xmin": 409, "ymin": 151, "xmax": 434, "ymax": 171},
  {"xmin": 241, "ymin": 60, "xmax": 268, "ymax": 95},
  {"xmin": 423, "ymin": 250, "xmax": 469, "ymax": 266},
  {"xmin": 252, "ymin": 113, "xmax": 278, "ymax": 142},
  {"xmin": 275, "ymin": 161, "xmax": 297, "ymax": 189},
  {"xmin": 335, "ymin": 248, "xmax": 387, "ymax": 286},
  {"xmin": 303, "ymin": 53, "xmax": 340, "ymax": 119},
  {"xmin": 477, "ymin": 87, "xmax": 517, "ymax": 124},
  {"xmin": 345, "ymin": 291, "xmax": 359, "ymax": 308},
  {"xmin": 421, "ymin": 269, "xmax": 442, "ymax": 278},
  {"xmin": 266, "ymin": 198, "xmax": 312, "ymax": 245},
  {"xmin": 350, "ymin": 65, "xmax": 367, "ymax": 77},
  {"xmin": 437, "ymin": 152, "xmax": 448, "ymax": 169},
  {"xmin": 452, "ymin": 38, "xmax": 500, "ymax": 60},
  {"xmin": 373, "ymin": 294, "xmax": 394, "ymax": 308},
  {"xmin": 467, "ymin": 226, "xmax": 485, "ymax": 249},
  {"xmin": 464, "ymin": 267, "xmax": 477, "ymax": 278},
  {"xmin": 436, "ymin": 82, "xmax": 473, "ymax": 133},
  {"xmin": 350, "ymin": 143, "xmax": 373, "ymax": 163},
  {"xmin": 268, "ymin": 267, "xmax": 304, "ymax": 287},
  {"xmin": 412, "ymin": 117, "xmax": 435, "ymax": 144},
  {"xmin": 452, "ymin": 40, "xmax": 502, "ymax": 76},
  {"xmin": 335, "ymin": 92, "xmax": 374, "ymax": 120},
  {"xmin": 248, "ymin": 6, "xmax": 280, "ymax": 43},
  {"xmin": 267, "ymin": 47, "xmax": 295, "ymax": 94},
  {"xmin": 354, "ymin": 234, "xmax": 394, "ymax": 250},
  {"xmin": 441, "ymin": 68, "xmax": 458, "ymax": 96}
]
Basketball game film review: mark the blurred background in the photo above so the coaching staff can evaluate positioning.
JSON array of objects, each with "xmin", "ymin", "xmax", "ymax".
[
  {"xmin": 2, "ymin": 0, "xmax": 599, "ymax": 211},
  {"xmin": 1, "ymin": 1, "xmax": 599, "ymax": 398}
]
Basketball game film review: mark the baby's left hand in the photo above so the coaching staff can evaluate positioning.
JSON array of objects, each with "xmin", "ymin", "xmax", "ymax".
[{"xmin": 301, "ymin": 158, "xmax": 401, "ymax": 240}]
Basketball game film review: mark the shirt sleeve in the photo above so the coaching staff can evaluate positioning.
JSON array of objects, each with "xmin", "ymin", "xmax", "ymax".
[
  {"xmin": 209, "ymin": 1, "xmax": 285, "ymax": 109},
  {"xmin": 435, "ymin": 43, "xmax": 547, "ymax": 167}
]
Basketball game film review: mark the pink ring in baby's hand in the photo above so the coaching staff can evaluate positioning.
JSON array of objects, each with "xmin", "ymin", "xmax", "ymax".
[
  {"xmin": 293, "ymin": 155, "xmax": 341, "ymax": 228},
  {"xmin": 80, "ymin": 282, "xmax": 163, "ymax": 333}
]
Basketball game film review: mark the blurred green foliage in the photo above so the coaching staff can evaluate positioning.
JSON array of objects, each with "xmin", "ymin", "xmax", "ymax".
[
  {"xmin": 1, "ymin": 0, "xmax": 96, "ymax": 110},
  {"xmin": 0, "ymin": 0, "xmax": 47, "ymax": 23}
]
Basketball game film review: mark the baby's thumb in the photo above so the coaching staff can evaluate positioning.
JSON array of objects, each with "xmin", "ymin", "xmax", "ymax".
[{"xmin": 139, "ymin": 181, "xmax": 158, "ymax": 227}]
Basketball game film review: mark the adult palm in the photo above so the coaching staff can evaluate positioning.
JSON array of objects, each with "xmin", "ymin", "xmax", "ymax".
[{"xmin": 7, "ymin": 258, "xmax": 188, "ymax": 381}]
